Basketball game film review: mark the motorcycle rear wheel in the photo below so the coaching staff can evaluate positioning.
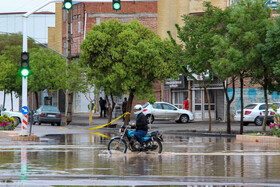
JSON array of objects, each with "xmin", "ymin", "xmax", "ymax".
[{"xmin": 108, "ymin": 137, "xmax": 127, "ymax": 154}]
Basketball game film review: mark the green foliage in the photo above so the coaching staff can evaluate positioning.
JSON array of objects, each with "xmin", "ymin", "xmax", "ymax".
[
  {"xmin": 0, "ymin": 33, "xmax": 39, "ymax": 96},
  {"xmin": 29, "ymin": 48, "xmax": 66, "ymax": 93},
  {"xmin": 0, "ymin": 114, "xmax": 15, "ymax": 130},
  {"xmin": 176, "ymin": 2, "xmax": 226, "ymax": 80},
  {"xmin": 80, "ymin": 19, "xmax": 178, "ymax": 100},
  {"xmin": 212, "ymin": 0, "xmax": 272, "ymax": 81}
]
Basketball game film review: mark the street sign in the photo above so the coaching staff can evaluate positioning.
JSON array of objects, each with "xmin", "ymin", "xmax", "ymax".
[
  {"xmin": 21, "ymin": 106, "xmax": 29, "ymax": 115},
  {"xmin": 88, "ymin": 103, "xmax": 95, "ymax": 110}
]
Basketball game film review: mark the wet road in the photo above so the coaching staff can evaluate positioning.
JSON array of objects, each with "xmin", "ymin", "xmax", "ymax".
[{"xmin": 0, "ymin": 128, "xmax": 280, "ymax": 186}]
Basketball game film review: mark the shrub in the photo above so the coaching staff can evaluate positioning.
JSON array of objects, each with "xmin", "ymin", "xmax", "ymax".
[{"xmin": 0, "ymin": 114, "xmax": 15, "ymax": 130}]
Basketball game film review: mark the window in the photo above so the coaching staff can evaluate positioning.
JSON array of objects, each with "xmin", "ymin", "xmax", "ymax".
[
  {"xmin": 259, "ymin": 104, "xmax": 266, "ymax": 110},
  {"xmin": 152, "ymin": 103, "xmax": 162, "ymax": 109},
  {"xmin": 162, "ymin": 104, "xmax": 176, "ymax": 110},
  {"xmin": 78, "ymin": 21, "xmax": 81, "ymax": 33},
  {"xmin": 63, "ymin": 42, "xmax": 67, "ymax": 56}
]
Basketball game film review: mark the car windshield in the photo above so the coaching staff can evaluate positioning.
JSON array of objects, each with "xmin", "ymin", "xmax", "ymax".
[
  {"xmin": 244, "ymin": 104, "xmax": 257, "ymax": 109},
  {"xmin": 42, "ymin": 106, "xmax": 59, "ymax": 112}
]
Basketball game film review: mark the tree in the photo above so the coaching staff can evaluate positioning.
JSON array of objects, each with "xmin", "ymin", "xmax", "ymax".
[
  {"xmin": 257, "ymin": 17, "xmax": 280, "ymax": 132},
  {"xmin": 80, "ymin": 19, "xmax": 178, "ymax": 124},
  {"xmin": 213, "ymin": 0, "xmax": 272, "ymax": 134},
  {"xmin": 0, "ymin": 33, "xmax": 38, "ymax": 110},
  {"xmin": 175, "ymin": 2, "xmax": 226, "ymax": 133},
  {"xmin": 28, "ymin": 47, "xmax": 67, "ymax": 109}
]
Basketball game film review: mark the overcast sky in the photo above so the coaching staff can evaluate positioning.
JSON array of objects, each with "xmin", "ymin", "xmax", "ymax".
[{"xmin": 0, "ymin": 0, "xmax": 55, "ymax": 13}]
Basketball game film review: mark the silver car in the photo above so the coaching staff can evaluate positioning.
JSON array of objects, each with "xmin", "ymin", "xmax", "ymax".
[{"xmin": 142, "ymin": 102, "xmax": 194, "ymax": 123}]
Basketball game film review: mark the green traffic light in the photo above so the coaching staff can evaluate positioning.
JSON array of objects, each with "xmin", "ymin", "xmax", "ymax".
[
  {"xmin": 113, "ymin": 2, "xmax": 121, "ymax": 10},
  {"xmin": 21, "ymin": 69, "xmax": 29, "ymax": 77},
  {"xmin": 64, "ymin": 2, "xmax": 72, "ymax": 10}
]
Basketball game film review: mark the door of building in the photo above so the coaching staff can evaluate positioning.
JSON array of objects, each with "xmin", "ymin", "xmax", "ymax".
[
  {"xmin": 172, "ymin": 91, "xmax": 188, "ymax": 109},
  {"xmin": 193, "ymin": 89, "xmax": 216, "ymax": 120}
]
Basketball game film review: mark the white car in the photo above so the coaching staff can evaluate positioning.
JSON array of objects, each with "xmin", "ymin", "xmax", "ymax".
[
  {"xmin": 234, "ymin": 103, "xmax": 268, "ymax": 126},
  {"xmin": 0, "ymin": 108, "xmax": 22, "ymax": 127},
  {"xmin": 142, "ymin": 102, "xmax": 194, "ymax": 123}
]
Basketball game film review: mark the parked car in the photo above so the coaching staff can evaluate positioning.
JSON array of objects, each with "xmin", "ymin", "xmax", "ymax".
[
  {"xmin": 142, "ymin": 102, "xmax": 194, "ymax": 123},
  {"xmin": 234, "ymin": 103, "xmax": 269, "ymax": 126},
  {"xmin": 254, "ymin": 102, "xmax": 280, "ymax": 126},
  {"xmin": 33, "ymin": 106, "xmax": 62, "ymax": 126},
  {"xmin": 0, "ymin": 107, "xmax": 22, "ymax": 127}
]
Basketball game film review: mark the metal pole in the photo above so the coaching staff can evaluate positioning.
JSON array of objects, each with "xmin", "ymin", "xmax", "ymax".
[{"xmin": 20, "ymin": 17, "xmax": 29, "ymax": 136}]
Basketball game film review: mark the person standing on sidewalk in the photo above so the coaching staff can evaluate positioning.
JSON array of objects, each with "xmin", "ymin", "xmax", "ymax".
[
  {"xmin": 183, "ymin": 97, "xmax": 189, "ymax": 110},
  {"xmin": 99, "ymin": 97, "xmax": 106, "ymax": 118},
  {"xmin": 122, "ymin": 97, "xmax": 127, "ymax": 121}
]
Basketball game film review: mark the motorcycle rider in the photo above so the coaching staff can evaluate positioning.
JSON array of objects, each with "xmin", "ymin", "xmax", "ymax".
[{"xmin": 131, "ymin": 104, "xmax": 148, "ymax": 149}]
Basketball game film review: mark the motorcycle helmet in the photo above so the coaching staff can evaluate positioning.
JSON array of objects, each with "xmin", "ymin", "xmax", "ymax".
[{"xmin": 133, "ymin": 104, "xmax": 143, "ymax": 115}]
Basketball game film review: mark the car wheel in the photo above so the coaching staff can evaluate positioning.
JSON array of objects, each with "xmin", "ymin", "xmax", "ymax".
[
  {"xmin": 56, "ymin": 122, "xmax": 61, "ymax": 126},
  {"xmin": 255, "ymin": 117, "xmax": 263, "ymax": 126},
  {"xmin": 38, "ymin": 123, "xmax": 41, "ymax": 125},
  {"xmin": 146, "ymin": 114, "xmax": 154, "ymax": 124},
  {"xmin": 180, "ymin": 114, "xmax": 189, "ymax": 123},
  {"xmin": 51, "ymin": 123, "xmax": 55, "ymax": 126},
  {"xmin": 12, "ymin": 117, "xmax": 20, "ymax": 127}
]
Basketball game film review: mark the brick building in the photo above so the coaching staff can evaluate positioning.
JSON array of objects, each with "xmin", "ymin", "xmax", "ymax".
[{"xmin": 49, "ymin": 1, "xmax": 159, "ymax": 114}]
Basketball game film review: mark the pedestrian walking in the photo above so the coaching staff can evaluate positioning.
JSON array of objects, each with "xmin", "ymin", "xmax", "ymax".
[
  {"xmin": 99, "ymin": 97, "xmax": 106, "ymax": 118},
  {"xmin": 122, "ymin": 97, "xmax": 127, "ymax": 121},
  {"xmin": 183, "ymin": 97, "xmax": 189, "ymax": 110}
]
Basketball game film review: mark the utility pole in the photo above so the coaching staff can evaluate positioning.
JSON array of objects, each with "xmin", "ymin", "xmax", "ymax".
[{"xmin": 65, "ymin": 8, "xmax": 73, "ymax": 125}]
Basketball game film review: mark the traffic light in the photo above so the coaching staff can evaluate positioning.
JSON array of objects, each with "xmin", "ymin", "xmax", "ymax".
[
  {"xmin": 113, "ymin": 0, "xmax": 121, "ymax": 10},
  {"xmin": 21, "ymin": 52, "xmax": 29, "ymax": 77},
  {"xmin": 64, "ymin": 0, "xmax": 72, "ymax": 10}
]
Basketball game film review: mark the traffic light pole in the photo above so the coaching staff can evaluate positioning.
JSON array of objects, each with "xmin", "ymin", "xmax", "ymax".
[{"xmin": 19, "ymin": 17, "xmax": 29, "ymax": 136}]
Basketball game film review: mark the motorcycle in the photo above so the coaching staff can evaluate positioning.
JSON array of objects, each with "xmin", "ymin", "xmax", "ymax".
[{"xmin": 107, "ymin": 124, "xmax": 163, "ymax": 153}]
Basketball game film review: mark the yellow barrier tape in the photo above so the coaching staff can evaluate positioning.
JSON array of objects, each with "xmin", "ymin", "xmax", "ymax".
[
  {"xmin": 88, "ymin": 112, "xmax": 131, "ymax": 130},
  {"xmin": 91, "ymin": 132, "xmax": 111, "ymax": 139}
]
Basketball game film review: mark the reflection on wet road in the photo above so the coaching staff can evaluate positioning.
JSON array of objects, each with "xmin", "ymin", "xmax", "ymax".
[{"xmin": 0, "ymin": 132, "xmax": 280, "ymax": 186}]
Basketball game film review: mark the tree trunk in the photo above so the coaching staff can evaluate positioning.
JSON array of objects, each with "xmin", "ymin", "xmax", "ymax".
[
  {"xmin": 124, "ymin": 92, "xmax": 134, "ymax": 126},
  {"xmin": 10, "ymin": 92, "xmax": 13, "ymax": 111},
  {"xmin": 204, "ymin": 86, "xmax": 211, "ymax": 133},
  {"xmin": 224, "ymin": 77, "xmax": 235, "ymax": 134},
  {"xmin": 2, "ymin": 90, "xmax": 5, "ymax": 109},
  {"xmin": 262, "ymin": 84, "xmax": 268, "ymax": 133},
  {"xmin": 65, "ymin": 92, "xmax": 73, "ymax": 125},
  {"xmin": 105, "ymin": 94, "xmax": 116, "ymax": 124},
  {"xmin": 240, "ymin": 77, "xmax": 244, "ymax": 134},
  {"xmin": 35, "ymin": 92, "xmax": 39, "ymax": 109}
]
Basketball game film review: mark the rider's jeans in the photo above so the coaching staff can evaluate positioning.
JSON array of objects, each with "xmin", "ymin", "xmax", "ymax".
[{"xmin": 131, "ymin": 130, "xmax": 147, "ymax": 145}]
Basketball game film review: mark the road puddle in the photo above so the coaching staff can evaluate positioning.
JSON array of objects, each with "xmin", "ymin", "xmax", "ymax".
[{"xmin": 0, "ymin": 133, "xmax": 280, "ymax": 186}]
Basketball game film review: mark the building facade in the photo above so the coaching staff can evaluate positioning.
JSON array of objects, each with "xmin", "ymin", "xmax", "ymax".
[
  {"xmin": 48, "ymin": 1, "xmax": 159, "ymax": 114},
  {"xmin": 157, "ymin": 0, "xmax": 230, "ymax": 121}
]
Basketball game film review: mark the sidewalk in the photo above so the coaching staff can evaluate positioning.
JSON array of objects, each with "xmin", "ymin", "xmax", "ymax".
[{"xmin": 64, "ymin": 114, "xmax": 268, "ymax": 135}]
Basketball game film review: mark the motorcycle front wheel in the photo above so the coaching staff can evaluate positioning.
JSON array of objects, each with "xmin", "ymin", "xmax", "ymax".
[
  {"xmin": 108, "ymin": 137, "xmax": 127, "ymax": 154},
  {"xmin": 147, "ymin": 138, "xmax": 162, "ymax": 153}
]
